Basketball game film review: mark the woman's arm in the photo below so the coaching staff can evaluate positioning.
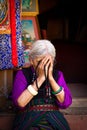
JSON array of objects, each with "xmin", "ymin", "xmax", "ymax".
[
  {"xmin": 56, "ymin": 71, "xmax": 72, "ymax": 109},
  {"xmin": 12, "ymin": 70, "xmax": 45, "ymax": 108},
  {"xmin": 47, "ymin": 56, "xmax": 72, "ymax": 109},
  {"xmin": 49, "ymin": 76, "xmax": 65, "ymax": 103},
  {"xmin": 44, "ymin": 55, "xmax": 72, "ymax": 109}
]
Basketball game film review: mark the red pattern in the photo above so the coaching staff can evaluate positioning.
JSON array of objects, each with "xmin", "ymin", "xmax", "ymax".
[
  {"xmin": 10, "ymin": 0, "xmax": 18, "ymax": 66},
  {"xmin": 29, "ymin": 105, "xmax": 59, "ymax": 111}
]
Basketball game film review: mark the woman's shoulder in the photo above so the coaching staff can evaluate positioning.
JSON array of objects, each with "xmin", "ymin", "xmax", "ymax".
[
  {"xmin": 14, "ymin": 69, "xmax": 23, "ymax": 77},
  {"xmin": 14, "ymin": 67, "xmax": 33, "ymax": 78},
  {"xmin": 58, "ymin": 70, "xmax": 63, "ymax": 75},
  {"xmin": 54, "ymin": 69, "xmax": 64, "ymax": 81},
  {"xmin": 54, "ymin": 69, "xmax": 63, "ymax": 75},
  {"xmin": 53, "ymin": 69, "xmax": 62, "ymax": 81},
  {"xmin": 22, "ymin": 66, "xmax": 33, "ymax": 75},
  {"xmin": 22, "ymin": 66, "xmax": 34, "ymax": 83}
]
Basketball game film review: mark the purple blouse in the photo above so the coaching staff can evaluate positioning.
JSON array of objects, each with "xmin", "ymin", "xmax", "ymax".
[{"xmin": 12, "ymin": 70, "xmax": 72, "ymax": 109}]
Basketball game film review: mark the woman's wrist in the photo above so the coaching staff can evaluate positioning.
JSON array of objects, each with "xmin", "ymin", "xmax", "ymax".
[
  {"xmin": 27, "ymin": 85, "xmax": 38, "ymax": 96},
  {"xmin": 35, "ymin": 76, "xmax": 45, "ymax": 89},
  {"xmin": 49, "ymin": 76, "xmax": 54, "ymax": 82}
]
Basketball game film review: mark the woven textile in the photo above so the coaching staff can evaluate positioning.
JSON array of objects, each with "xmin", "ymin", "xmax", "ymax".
[{"xmin": 13, "ymin": 111, "xmax": 70, "ymax": 130}]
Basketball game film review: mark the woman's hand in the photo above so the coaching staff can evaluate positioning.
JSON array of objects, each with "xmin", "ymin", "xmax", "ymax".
[
  {"xmin": 47, "ymin": 56, "xmax": 54, "ymax": 81},
  {"xmin": 36, "ymin": 55, "xmax": 53, "ymax": 80}
]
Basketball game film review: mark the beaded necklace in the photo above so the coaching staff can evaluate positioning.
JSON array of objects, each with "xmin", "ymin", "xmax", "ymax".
[{"xmin": 32, "ymin": 67, "xmax": 52, "ymax": 103}]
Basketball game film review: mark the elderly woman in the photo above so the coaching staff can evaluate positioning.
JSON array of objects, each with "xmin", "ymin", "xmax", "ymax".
[{"xmin": 12, "ymin": 40, "xmax": 72, "ymax": 130}]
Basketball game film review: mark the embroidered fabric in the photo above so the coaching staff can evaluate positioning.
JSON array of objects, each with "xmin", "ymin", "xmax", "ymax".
[{"xmin": 0, "ymin": 0, "xmax": 24, "ymax": 70}]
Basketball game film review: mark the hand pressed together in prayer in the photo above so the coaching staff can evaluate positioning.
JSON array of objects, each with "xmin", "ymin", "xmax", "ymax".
[{"xmin": 35, "ymin": 55, "xmax": 53, "ymax": 82}]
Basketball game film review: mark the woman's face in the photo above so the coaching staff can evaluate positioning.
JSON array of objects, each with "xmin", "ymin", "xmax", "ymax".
[
  {"xmin": 31, "ymin": 56, "xmax": 44, "ymax": 68},
  {"xmin": 31, "ymin": 55, "xmax": 54, "ymax": 69}
]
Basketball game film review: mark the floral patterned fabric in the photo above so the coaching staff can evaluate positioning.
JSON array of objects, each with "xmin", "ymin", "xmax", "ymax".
[{"xmin": 0, "ymin": 0, "xmax": 24, "ymax": 70}]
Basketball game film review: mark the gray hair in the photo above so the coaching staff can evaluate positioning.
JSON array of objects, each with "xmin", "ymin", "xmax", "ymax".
[{"xmin": 29, "ymin": 40, "xmax": 56, "ymax": 60}]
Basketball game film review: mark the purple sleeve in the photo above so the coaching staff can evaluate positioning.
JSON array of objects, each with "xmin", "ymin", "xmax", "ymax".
[
  {"xmin": 56, "ymin": 71, "xmax": 72, "ymax": 109},
  {"xmin": 12, "ymin": 70, "xmax": 27, "ymax": 106}
]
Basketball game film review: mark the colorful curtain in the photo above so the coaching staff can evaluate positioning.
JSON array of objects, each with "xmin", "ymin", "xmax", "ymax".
[{"xmin": 0, "ymin": 0, "xmax": 24, "ymax": 70}]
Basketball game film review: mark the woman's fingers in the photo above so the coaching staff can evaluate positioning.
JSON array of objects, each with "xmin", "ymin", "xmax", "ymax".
[
  {"xmin": 36, "ymin": 55, "xmax": 53, "ymax": 78},
  {"xmin": 41, "ymin": 55, "xmax": 51, "ymax": 67}
]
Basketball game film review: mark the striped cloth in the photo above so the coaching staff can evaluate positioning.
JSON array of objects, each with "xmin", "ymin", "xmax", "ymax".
[{"xmin": 12, "ymin": 111, "xmax": 70, "ymax": 130}]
